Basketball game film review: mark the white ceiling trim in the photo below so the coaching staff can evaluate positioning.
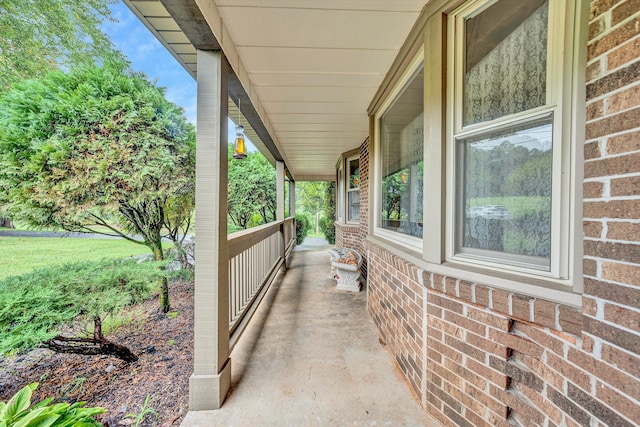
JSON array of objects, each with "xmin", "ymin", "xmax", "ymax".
[
  {"xmin": 126, "ymin": 0, "xmax": 424, "ymax": 179},
  {"xmin": 194, "ymin": 0, "xmax": 293, "ymax": 174}
]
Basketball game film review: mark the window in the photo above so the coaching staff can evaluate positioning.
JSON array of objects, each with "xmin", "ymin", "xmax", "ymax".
[
  {"xmin": 377, "ymin": 65, "xmax": 424, "ymax": 242},
  {"xmin": 347, "ymin": 156, "xmax": 360, "ymax": 222},
  {"xmin": 285, "ymin": 176, "xmax": 290, "ymax": 218},
  {"xmin": 448, "ymin": 0, "xmax": 580, "ymax": 278},
  {"xmin": 337, "ymin": 164, "xmax": 344, "ymax": 222}
]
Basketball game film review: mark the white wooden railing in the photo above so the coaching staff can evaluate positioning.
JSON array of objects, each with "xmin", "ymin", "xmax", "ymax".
[{"xmin": 228, "ymin": 216, "xmax": 296, "ymax": 348}]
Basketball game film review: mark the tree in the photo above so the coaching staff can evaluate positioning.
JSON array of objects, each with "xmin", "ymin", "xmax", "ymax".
[
  {"xmin": 0, "ymin": 61, "xmax": 195, "ymax": 313},
  {"xmin": 0, "ymin": 0, "xmax": 122, "ymax": 91},
  {"xmin": 0, "ymin": 0, "xmax": 123, "ymax": 228},
  {"xmin": 321, "ymin": 182, "xmax": 336, "ymax": 244},
  {"xmin": 227, "ymin": 145, "xmax": 276, "ymax": 230},
  {"xmin": 296, "ymin": 182, "xmax": 328, "ymax": 233}
]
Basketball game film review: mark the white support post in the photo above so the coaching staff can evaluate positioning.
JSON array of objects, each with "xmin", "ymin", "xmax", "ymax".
[
  {"xmin": 289, "ymin": 180, "xmax": 296, "ymax": 218},
  {"xmin": 276, "ymin": 161, "xmax": 286, "ymax": 265},
  {"xmin": 190, "ymin": 49, "xmax": 231, "ymax": 411},
  {"xmin": 276, "ymin": 161, "xmax": 285, "ymax": 221}
]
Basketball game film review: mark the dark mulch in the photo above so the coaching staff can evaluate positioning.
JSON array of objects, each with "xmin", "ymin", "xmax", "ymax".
[{"xmin": 0, "ymin": 280, "xmax": 194, "ymax": 427}]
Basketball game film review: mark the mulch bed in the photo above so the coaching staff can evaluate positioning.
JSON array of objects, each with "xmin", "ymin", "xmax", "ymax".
[{"xmin": 0, "ymin": 280, "xmax": 194, "ymax": 427}]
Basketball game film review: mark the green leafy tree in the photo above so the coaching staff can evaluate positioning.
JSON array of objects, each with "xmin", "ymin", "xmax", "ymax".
[
  {"xmin": 227, "ymin": 145, "xmax": 276, "ymax": 230},
  {"xmin": 0, "ymin": 0, "xmax": 122, "ymax": 91},
  {"xmin": 321, "ymin": 181, "xmax": 336, "ymax": 244},
  {"xmin": 0, "ymin": 61, "xmax": 195, "ymax": 313},
  {"xmin": 0, "ymin": 259, "xmax": 167, "ymax": 362},
  {"xmin": 0, "ymin": 0, "xmax": 123, "ymax": 228},
  {"xmin": 297, "ymin": 182, "xmax": 326, "ymax": 216},
  {"xmin": 382, "ymin": 169, "xmax": 409, "ymax": 220},
  {"xmin": 296, "ymin": 181, "xmax": 328, "ymax": 234}
]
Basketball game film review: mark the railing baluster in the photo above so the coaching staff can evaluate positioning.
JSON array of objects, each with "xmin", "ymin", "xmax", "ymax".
[{"xmin": 227, "ymin": 218, "xmax": 296, "ymax": 339}]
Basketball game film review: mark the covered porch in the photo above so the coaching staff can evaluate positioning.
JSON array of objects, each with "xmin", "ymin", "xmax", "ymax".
[
  {"xmin": 122, "ymin": 1, "xmax": 640, "ymax": 426},
  {"xmin": 182, "ymin": 244, "xmax": 437, "ymax": 426},
  {"xmin": 123, "ymin": 0, "xmax": 427, "ymax": 416}
]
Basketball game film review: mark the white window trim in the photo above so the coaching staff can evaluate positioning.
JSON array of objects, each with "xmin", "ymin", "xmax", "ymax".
[
  {"xmin": 373, "ymin": 49, "xmax": 425, "ymax": 252},
  {"xmin": 346, "ymin": 154, "xmax": 360, "ymax": 224},
  {"xmin": 436, "ymin": 0, "xmax": 586, "ymax": 289},
  {"xmin": 336, "ymin": 163, "xmax": 344, "ymax": 222}
]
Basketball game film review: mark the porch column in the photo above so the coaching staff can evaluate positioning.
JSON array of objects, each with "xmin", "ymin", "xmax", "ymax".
[
  {"xmin": 190, "ymin": 49, "xmax": 231, "ymax": 410},
  {"xmin": 289, "ymin": 180, "xmax": 296, "ymax": 218},
  {"xmin": 276, "ymin": 161, "xmax": 285, "ymax": 221}
]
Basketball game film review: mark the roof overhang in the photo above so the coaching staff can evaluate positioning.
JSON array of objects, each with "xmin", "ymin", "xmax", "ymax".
[{"xmin": 124, "ymin": 0, "xmax": 425, "ymax": 181}]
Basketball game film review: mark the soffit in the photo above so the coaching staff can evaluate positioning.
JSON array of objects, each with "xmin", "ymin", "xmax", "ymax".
[
  {"xmin": 126, "ymin": 0, "xmax": 275, "ymax": 163},
  {"xmin": 126, "ymin": 0, "xmax": 425, "ymax": 180}
]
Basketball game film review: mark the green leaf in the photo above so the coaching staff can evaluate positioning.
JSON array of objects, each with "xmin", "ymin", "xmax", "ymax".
[
  {"xmin": 11, "ymin": 407, "xmax": 59, "ymax": 427},
  {"xmin": 0, "ymin": 383, "xmax": 36, "ymax": 421}
]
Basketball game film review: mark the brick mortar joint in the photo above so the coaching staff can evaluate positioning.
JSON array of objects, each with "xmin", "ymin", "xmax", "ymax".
[{"xmin": 368, "ymin": 239, "xmax": 584, "ymax": 337}]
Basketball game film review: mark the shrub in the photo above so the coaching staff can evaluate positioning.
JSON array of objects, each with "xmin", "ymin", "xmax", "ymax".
[
  {"xmin": 318, "ymin": 216, "xmax": 335, "ymax": 245},
  {"xmin": 295, "ymin": 214, "xmax": 311, "ymax": 244},
  {"xmin": 321, "ymin": 182, "xmax": 336, "ymax": 244},
  {"xmin": 0, "ymin": 258, "xmax": 168, "ymax": 362},
  {"xmin": 0, "ymin": 382, "xmax": 105, "ymax": 426}
]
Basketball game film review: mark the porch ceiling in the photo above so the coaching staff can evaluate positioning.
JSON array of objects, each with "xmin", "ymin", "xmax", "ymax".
[{"xmin": 125, "ymin": 0, "xmax": 425, "ymax": 181}]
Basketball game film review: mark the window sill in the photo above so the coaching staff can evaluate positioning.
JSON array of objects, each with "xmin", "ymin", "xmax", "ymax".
[
  {"xmin": 334, "ymin": 221, "xmax": 359, "ymax": 229},
  {"xmin": 365, "ymin": 235, "xmax": 581, "ymax": 307}
]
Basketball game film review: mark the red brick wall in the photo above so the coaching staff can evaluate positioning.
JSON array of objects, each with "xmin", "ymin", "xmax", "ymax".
[
  {"xmin": 335, "ymin": 138, "xmax": 370, "ymax": 279},
  {"xmin": 367, "ymin": 243, "xmax": 425, "ymax": 401},
  {"xmin": 363, "ymin": 1, "xmax": 640, "ymax": 426},
  {"xmin": 335, "ymin": 223, "xmax": 359, "ymax": 249},
  {"xmin": 358, "ymin": 138, "xmax": 370, "ymax": 280}
]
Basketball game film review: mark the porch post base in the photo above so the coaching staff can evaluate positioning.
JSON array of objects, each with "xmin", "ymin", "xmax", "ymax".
[{"xmin": 188, "ymin": 358, "xmax": 232, "ymax": 410}]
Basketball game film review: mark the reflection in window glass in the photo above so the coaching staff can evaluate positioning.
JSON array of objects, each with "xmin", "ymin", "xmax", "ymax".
[
  {"xmin": 379, "ymin": 68, "xmax": 424, "ymax": 238},
  {"xmin": 337, "ymin": 167, "xmax": 344, "ymax": 221},
  {"xmin": 457, "ymin": 118, "xmax": 552, "ymax": 268},
  {"xmin": 347, "ymin": 158, "xmax": 360, "ymax": 222},
  {"xmin": 464, "ymin": 0, "xmax": 548, "ymax": 126}
]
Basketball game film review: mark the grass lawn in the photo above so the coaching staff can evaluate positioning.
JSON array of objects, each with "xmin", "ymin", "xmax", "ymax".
[
  {"xmin": 0, "ymin": 237, "xmax": 154, "ymax": 279},
  {"xmin": 306, "ymin": 231, "xmax": 325, "ymax": 238}
]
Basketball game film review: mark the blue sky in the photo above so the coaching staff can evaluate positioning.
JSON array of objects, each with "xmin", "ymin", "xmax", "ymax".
[
  {"xmin": 102, "ymin": 2, "xmax": 197, "ymax": 123},
  {"xmin": 102, "ymin": 1, "xmax": 250, "ymax": 147}
]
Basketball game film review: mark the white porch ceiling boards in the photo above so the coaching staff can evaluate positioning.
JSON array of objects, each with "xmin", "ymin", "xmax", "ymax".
[{"xmin": 125, "ymin": 0, "xmax": 425, "ymax": 180}]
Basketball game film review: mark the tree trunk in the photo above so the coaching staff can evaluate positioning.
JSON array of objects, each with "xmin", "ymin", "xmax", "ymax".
[
  {"xmin": 172, "ymin": 240, "xmax": 192, "ymax": 270},
  {"xmin": 152, "ymin": 243, "xmax": 170, "ymax": 313},
  {"xmin": 45, "ymin": 316, "xmax": 138, "ymax": 362},
  {"xmin": 0, "ymin": 217, "xmax": 14, "ymax": 228}
]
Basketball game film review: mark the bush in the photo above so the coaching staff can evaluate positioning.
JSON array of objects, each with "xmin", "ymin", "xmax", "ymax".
[
  {"xmin": 0, "ymin": 382, "xmax": 105, "ymax": 426},
  {"xmin": 247, "ymin": 212, "xmax": 265, "ymax": 229},
  {"xmin": 321, "ymin": 182, "xmax": 336, "ymax": 244},
  {"xmin": 0, "ymin": 258, "xmax": 168, "ymax": 361},
  {"xmin": 319, "ymin": 216, "xmax": 336, "ymax": 244},
  {"xmin": 295, "ymin": 214, "xmax": 311, "ymax": 244}
]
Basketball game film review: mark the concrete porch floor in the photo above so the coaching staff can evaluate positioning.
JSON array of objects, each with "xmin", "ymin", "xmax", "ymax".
[{"xmin": 182, "ymin": 244, "xmax": 439, "ymax": 427}]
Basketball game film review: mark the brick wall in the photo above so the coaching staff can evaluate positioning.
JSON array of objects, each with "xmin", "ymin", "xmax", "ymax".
[
  {"xmin": 335, "ymin": 138, "xmax": 370, "ymax": 280},
  {"xmin": 363, "ymin": 2, "xmax": 640, "ymax": 426},
  {"xmin": 358, "ymin": 138, "xmax": 370, "ymax": 279},
  {"xmin": 335, "ymin": 223, "xmax": 360, "ymax": 250},
  {"xmin": 366, "ymin": 238, "xmax": 605, "ymax": 426},
  {"xmin": 367, "ymin": 243, "xmax": 425, "ymax": 400}
]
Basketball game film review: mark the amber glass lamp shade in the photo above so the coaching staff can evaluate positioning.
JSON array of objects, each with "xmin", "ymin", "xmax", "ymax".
[{"xmin": 233, "ymin": 125, "xmax": 247, "ymax": 159}]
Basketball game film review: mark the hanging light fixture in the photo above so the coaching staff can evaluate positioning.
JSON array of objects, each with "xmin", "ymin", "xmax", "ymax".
[{"xmin": 233, "ymin": 97, "xmax": 247, "ymax": 160}]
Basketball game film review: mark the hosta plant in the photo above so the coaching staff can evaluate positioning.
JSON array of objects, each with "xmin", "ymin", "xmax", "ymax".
[{"xmin": 0, "ymin": 382, "xmax": 105, "ymax": 427}]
